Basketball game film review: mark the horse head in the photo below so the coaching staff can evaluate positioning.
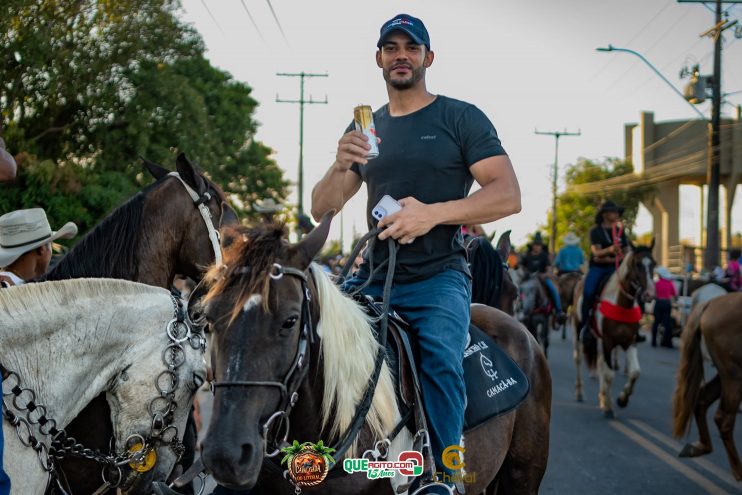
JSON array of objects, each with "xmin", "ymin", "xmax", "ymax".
[
  {"xmin": 468, "ymin": 230, "xmax": 518, "ymax": 315},
  {"xmin": 622, "ymin": 238, "xmax": 657, "ymax": 303},
  {"xmin": 142, "ymin": 153, "xmax": 239, "ymax": 282},
  {"xmin": 197, "ymin": 212, "xmax": 333, "ymax": 489},
  {"xmin": 518, "ymin": 274, "xmax": 548, "ymax": 318}
]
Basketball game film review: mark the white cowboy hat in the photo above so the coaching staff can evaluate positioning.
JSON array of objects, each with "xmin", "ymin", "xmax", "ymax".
[
  {"xmin": 656, "ymin": 266, "xmax": 673, "ymax": 280},
  {"xmin": 0, "ymin": 208, "xmax": 77, "ymax": 267},
  {"xmin": 562, "ymin": 232, "xmax": 580, "ymax": 246},
  {"xmin": 252, "ymin": 198, "xmax": 283, "ymax": 214}
]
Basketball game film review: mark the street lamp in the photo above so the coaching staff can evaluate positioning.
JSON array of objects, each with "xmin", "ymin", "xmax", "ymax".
[{"xmin": 596, "ymin": 44, "xmax": 718, "ymax": 269}]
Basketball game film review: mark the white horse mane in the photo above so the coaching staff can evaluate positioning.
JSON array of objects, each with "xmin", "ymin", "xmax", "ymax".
[
  {"xmin": 309, "ymin": 263, "xmax": 400, "ymax": 457},
  {"xmin": 0, "ymin": 278, "xmax": 166, "ymax": 318}
]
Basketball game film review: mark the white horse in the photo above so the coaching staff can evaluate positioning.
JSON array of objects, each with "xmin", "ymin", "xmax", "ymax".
[{"xmin": 1, "ymin": 279, "xmax": 207, "ymax": 494}]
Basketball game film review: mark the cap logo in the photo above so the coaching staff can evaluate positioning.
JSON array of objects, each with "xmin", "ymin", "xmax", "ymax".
[{"xmin": 388, "ymin": 18, "xmax": 413, "ymax": 28}]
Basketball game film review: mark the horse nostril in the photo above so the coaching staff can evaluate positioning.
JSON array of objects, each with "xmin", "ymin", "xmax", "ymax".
[{"xmin": 240, "ymin": 443, "xmax": 254, "ymax": 465}]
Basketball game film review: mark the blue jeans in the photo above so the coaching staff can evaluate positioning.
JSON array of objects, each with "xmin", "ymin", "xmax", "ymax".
[
  {"xmin": 344, "ymin": 269, "xmax": 471, "ymax": 479},
  {"xmin": 543, "ymin": 277, "xmax": 562, "ymax": 313},
  {"xmin": 0, "ymin": 377, "xmax": 10, "ymax": 495},
  {"xmin": 581, "ymin": 264, "xmax": 616, "ymax": 327}
]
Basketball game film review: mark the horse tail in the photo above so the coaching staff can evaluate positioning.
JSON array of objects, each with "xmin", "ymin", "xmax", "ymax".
[
  {"xmin": 583, "ymin": 337, "xmax": 598, "ymax": 372},
  {"xmin": 672, "ymin": 300, "xmax": 709, "ymax": 438}
]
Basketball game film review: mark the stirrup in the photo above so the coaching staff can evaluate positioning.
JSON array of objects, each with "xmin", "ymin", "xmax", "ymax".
[{"xmin": 410, "ymin": 480, "xmax": 456, "ymax": 495}]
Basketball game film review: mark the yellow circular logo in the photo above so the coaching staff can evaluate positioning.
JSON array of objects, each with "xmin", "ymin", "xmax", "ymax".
[
  {"xmin": 442, "ymin": 445, "xmax": 465, "ymax": 471},
  {"xmin": 127, "ymin": 443, "xmax": 157, "ymax": 473}
]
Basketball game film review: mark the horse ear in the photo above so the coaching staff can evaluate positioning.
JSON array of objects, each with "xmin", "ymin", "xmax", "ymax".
[
  {"xmin": 219, "ymin": 202, "xmax": 239, "ymax": 228},
  {"xmin": 141, "ymin": 156, "xmax": 170, "ymax": 180},
  {"xmin": 496, "ymin": 230, "xmax": 512, "ymax": 262},
  {"xmin": 176, "ymin": 153, "xmax": 207, "ymax": 194},
  {"xmin": 293, "ymin": 211, "xmax": 334, "ymax": 268},
  {"xmin": 649, "ymin": 237, "xmax": 655, "ymax": 251},
  {"xmin": 628, "ymin": 238, "xmax": 636, "ymax": 250},
  {"xmin": 187, "ymin": 280, "xmax": 210, "ymax": 323}
]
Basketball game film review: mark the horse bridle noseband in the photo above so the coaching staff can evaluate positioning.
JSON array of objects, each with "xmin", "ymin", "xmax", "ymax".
[
  {"xmin": 209, "ymin": 263, "xmax": 315, "ymax": 458},
  {"xmin": 168, "ymin": 172, "xmax": 223, "ymax": 266}
]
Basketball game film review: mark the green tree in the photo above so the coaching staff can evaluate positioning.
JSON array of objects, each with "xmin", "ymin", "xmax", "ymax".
[
  {"xmin": 549, "ymin": 157, "xmax": 654, "ymax": 253},
  {"xmin": 1, "ymin": 0, "xmax": 288, "ymax": 229}
]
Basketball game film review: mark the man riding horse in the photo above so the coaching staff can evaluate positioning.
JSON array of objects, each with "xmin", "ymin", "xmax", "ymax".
[
  {"xmin": 579, "ymin": 200, "xmax": 630, "ymax": 346},
  {"xmin": 311, "ymin": 13, "xmax": 521, "ymax": 493},
  {"xmin": 520, "ymin": 232, "xmax": 566, "ymax": 324}
]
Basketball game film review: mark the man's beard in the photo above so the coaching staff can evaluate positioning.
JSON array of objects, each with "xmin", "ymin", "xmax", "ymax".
[{"xmin": 383, "ymin": 64, "xmax": 425, "ymax": 90}]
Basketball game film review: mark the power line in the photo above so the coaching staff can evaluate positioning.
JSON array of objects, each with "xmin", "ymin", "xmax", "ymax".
[
  {"xmin": 239, "ymin": 0, "xmax": 265, "ymax": 41},
  {"xmin": 265, "ymin": 0, "xmax": 288, "ymax": 43},
  {"xmin": 276, "ymin": 71, "xmax": 329, "ymax": 225},
  {"xmin": 200, "ymin": 0, "xmax": 225, "ymax": 34}
]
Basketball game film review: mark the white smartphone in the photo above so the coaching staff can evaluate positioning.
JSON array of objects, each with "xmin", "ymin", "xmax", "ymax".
[{"xmin": 372, "ymin": 195, "xmax": 402, "ymax": 221}]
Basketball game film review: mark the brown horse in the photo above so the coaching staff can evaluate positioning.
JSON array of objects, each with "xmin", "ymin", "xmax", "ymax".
[
  {"xmin": 557, "ymin": 271, "xmax": 582, "ymax": 339},
  {"xmin": 673, "ymin": 293, "xmax": 742, "ymax": 481},
  {"xmin": 197, "ymin": 216, "xmax": 551, "ymax": 494},
  {"xmin": 570, "ymin": 243, "xmax": 656, "ymax": 415},
  {"xmin": 40, "ymin": 153, "xmax": 237, "ymax": 494}
]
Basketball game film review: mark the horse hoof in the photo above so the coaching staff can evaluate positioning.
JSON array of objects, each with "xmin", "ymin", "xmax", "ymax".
[
  {"xmin": 603, "ymin": 410, "xmax": 615, "ymax": 419},
  {"xmin": 617, "ymin": 395, "xmax": 628, "ymax": 408},
  {"xmin": 679, "ymin": 443, "xmax": 711, "ymax": 458}
]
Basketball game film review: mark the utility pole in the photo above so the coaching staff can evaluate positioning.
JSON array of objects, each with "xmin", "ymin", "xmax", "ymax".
[
  {"xmin": 678, "ymin": 0, "xmax": 741, "ymax": 269},
  {"xmin": 535, "ymin": 129, "xmax": 581, "ymax": 253},
  {"xmin": 276, "ymin": 72, "xmax": 328, "ymax": 220}
]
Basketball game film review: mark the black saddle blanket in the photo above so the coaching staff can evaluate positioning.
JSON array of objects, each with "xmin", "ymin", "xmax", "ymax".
[{"xmin": 463, "ymin": 324, "xmax": 530, "ymax": 430}]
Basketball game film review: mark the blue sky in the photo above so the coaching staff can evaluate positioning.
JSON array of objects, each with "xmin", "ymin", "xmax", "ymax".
[{"xmin": 179, "ymin": 0, "xmax": 742, "ymax": 248}]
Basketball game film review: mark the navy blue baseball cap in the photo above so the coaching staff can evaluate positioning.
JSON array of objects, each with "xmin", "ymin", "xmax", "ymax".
[{"xmin": 377, "ymin": 14, "xmax": 430, "ymax": 50}]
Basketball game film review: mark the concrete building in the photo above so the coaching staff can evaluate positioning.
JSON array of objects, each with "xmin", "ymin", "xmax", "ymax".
[{"xmin": 628, "ymin": 110, "xmax": 742, "ymax": 270}]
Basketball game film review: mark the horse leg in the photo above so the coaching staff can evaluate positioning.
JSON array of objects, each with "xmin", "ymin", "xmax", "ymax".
[
  {"xmin": 540, "ymin": 317, "xmax": 549, "ymax": 359},
  {"xmin": 713, "ymin": 378, "xmax": 742, "ymax": 481},
  {"xmin": 572, "ymin": 315, "xmax": 584, "ymax": 402},
  {"xmin": 680, "ymin": 374, "xmax": 720, "ymax": 457},
  {"xmin": 598, "ymin": 351, "xmax": 615, "ymax": 418},
  {"xmin": 617, "ymin": 345, "xmax": 640, "ymax": 408}
]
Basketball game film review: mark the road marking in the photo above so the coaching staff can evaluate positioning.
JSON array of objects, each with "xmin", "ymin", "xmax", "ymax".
[
  {"xmin": 627, "ymin": 419, "xmax": 739, "ymax": 489},
  {"xmin": 610, "ymin": 421, "xmax": 730, "ymax": 495}
]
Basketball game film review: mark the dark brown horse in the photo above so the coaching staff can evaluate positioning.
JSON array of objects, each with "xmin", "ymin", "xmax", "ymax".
[
  {"xmin": 570, "ymin": 243, "xmax": 656, "ymax": 415},
  {"xmin": 673, "ymin": 293, "xmax": 742, "ymax": 481},
  {"xmin": 557, "ymin": 271, "xmax": 582, "ymax": 339},
  {"xmin": 40, "ymin": 153, "xmax": 237, "ymax": 494},
  {"xmin": 467, "ymin": 231, "xmax": 518, "ymax": 315},
  {"xmin": 197, "ymin": 216, "xmax": 551, "ymax": 494}
]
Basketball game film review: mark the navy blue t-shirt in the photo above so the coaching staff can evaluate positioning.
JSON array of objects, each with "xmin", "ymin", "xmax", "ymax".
[{"xmin": 349, "ymin": 95, "xmax": 507, "ymax": 283}]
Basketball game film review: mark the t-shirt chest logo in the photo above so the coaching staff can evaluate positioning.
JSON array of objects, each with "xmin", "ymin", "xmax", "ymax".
[{"xmin": 420, "ymin": 135, "xmax": 437, "ymax": 140}]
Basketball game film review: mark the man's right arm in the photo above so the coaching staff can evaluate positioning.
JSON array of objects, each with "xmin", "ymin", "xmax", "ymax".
[{"xmin": 310, "ymin": 130, "xmax": 369, "ymax": 221}]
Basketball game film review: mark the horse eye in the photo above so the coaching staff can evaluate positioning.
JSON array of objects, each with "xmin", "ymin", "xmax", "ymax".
[
  {"xmin": 192, "ymin": 372, "xmax": 205, "ymax": 389},
  {"xmin": 281, "ymin": 316, "xmax": 299, "ymax": 330}
]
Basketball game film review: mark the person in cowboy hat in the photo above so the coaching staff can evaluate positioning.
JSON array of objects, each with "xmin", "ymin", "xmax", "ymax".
[
  {"xmin": 652, "ymin": 266, "xmax": 677, "ymax": 348},
  {"xmin": 579, "ymin": 200, "xmax": 629, "ymax": 345},
  {"xmin": 521, "ymin": 231, "xmax": 566, "ymax": 324},
  {"xmin": 554, "ymin": 231, "xmax": 584, "ymax": 275},
  {"xmin": 252, "ymin": 197, "xmax": 284, "ymax": 223},
  {"xmin": 0, "ymin": 208, "xmax": 78, "ymax": 287}
]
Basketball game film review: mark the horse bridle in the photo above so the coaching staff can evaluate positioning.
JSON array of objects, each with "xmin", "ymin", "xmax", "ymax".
[
  {"xmin": 168, "ymin": 172, "xmax": 223, "ymax": 266},
  {"xmin": 618, "ymin": 253, "xmax": 653, "ymax": 302},
  {"xmin": 209, "ymin": 263, "xmax": 314, "ymax": 458}
]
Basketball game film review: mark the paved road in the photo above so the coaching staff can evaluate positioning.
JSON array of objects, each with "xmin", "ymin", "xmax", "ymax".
[
  {"xmin": 193, "ymin": 328, "xmax": 741, "ymax": 494},
  {"xmin": 540, "ymin": 328, "xmax": 741, "ymax": 495}
]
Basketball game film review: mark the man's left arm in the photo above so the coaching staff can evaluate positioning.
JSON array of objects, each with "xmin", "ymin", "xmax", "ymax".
[{"xmin": 378, "ymin": 154, "xmax": 521, "ymax": 244}]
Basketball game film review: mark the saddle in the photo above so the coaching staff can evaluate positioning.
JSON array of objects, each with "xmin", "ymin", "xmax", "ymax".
[{"xmin": 358, "ymin": 296, "xmax": 530, "ymax": 432}]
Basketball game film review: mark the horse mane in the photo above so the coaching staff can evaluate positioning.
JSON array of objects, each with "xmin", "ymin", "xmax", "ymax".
[
  {"xmin": 203, "ymin": 223, "xmax": 289, "ymax": 324},
  {"xmin": 41, "ymin": 185, "xmax": 152, "ymax": 281},
  {"xmin": 0, "ymin": 278, "xmax": 166, "ymax": 318},
  {"xmin": 309, "ymin": 263, "xmax": 399, "ymax": 456},
  {"xmin": 468, "ymin": 237, "xmax": 504, "ymax": 308}
]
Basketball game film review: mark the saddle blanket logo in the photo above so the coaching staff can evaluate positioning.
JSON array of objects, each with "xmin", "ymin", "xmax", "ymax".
[{"xmin": 343, "ymin": 450, "xmax": 423, "ymax": 479}]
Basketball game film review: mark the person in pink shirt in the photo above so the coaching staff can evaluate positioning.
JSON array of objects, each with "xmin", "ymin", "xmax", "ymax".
[{"xmin": 652, "ymin": 266, "xmax": 677, "ymax": 348}]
